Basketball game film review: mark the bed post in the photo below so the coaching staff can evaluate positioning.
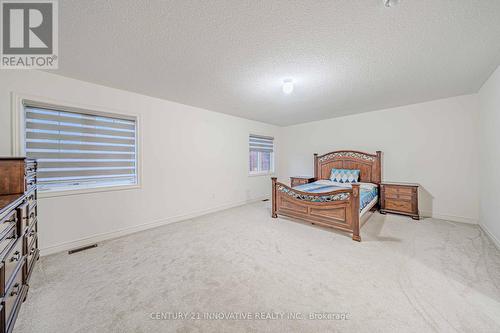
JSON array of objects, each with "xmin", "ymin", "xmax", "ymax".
[
  {"xmin": 271, "ymin": 177, "xmax": 278, "ymax": 218},
  {"xmin": 375, "ymin": 151, "xmax": 382, "ymax": 184},
  {"xmin": 314, "ymin": 153, "xmax": 319, "ymax": 180},
  {"xmin": 351, "ymin": 183, "xmax": 361, "ymax": 242}
]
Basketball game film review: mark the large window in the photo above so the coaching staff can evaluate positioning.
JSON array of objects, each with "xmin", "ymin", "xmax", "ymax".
[
  {"xmin": 249, "ymin": 134, "xmax": 274, "ymax": 175},
  {"xmin": 23, "ymin": 101, "xmax": 138, "ymax": 192}
]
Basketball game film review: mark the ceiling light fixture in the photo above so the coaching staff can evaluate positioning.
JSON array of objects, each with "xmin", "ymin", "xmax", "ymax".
[
  {"xmin": 282, "ymin": 79, "xmax": 294, "ymax": 94},
  {"xmin": 384, "ymin": 0, "xmax": 400, "ymax": 7}
]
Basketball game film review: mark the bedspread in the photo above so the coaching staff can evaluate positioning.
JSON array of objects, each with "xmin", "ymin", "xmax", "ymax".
[{"xmin": 293, "ymin": 180, "xmax": 378, "ymax": 212}]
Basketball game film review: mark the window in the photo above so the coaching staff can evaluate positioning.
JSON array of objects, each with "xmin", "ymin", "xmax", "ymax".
[
  {"xmin": 23, "ymin": 101, "xmax": 138, "ymax": 192},
  {"xmin": 249, "ymin": 134, "xmax": 274, "ymax": 175}
]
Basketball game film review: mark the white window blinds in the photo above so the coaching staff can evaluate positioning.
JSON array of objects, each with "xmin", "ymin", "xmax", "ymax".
[
  {"xmin": 24, "ymin": 103, "xmax": 137, "ymax": 191},
  {"xmin": 249, "ymin": 135, "xmax": 274, "ymax": 153},
  {"xmin": 249, "ymin": 134, "xmax": 274, "ymax": 174}
]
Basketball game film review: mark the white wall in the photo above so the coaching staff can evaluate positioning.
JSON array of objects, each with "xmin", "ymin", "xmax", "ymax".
[
  {"xmin": 0, "ymin": 70, "xmax": 492, "ymax": 253},
  {"xmin": 0, "ymin": 70, "xmax": 279, "ymax": 255},
  {"xmin": 278, "ymin": 95, "xmax": 480, "ymax": 223},
  {"xmin": 479, "ymin": 65, "xmax": 500, "ymax": 248}
]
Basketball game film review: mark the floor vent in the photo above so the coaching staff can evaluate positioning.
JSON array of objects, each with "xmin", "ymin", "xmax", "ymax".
[
  {"xmin": 262, "ymin": 199, "xmax": 269, "ymax": 202},
  {"xmin": 68, "ymin": 244, "xmax": 98, "ymax": 254}
]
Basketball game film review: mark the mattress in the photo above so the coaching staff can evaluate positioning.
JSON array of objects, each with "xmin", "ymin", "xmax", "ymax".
[{"xmin": 293, "ymin": 180, "xmax": 378, "ymax": 213}]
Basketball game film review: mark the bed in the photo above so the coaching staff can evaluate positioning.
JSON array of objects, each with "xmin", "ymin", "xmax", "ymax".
[{"xmin": 271, "ymin": 150, "xmax": 382, "ymax": 241}]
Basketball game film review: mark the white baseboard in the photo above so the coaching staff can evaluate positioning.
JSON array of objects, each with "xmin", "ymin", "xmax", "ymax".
[
  {"xmin": 40, "ymin": 196, "xmax": 268, "ymax": 256},
  {"xmin": 420, "ymin": 211, "xmax": 478, "ymax": 224},
  {"xmin": 479, "ymin": 222, "xmax": 500, "ymax": 250}
]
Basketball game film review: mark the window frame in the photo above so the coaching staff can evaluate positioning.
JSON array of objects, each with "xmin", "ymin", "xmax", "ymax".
[
  {"xmin": 11, "ymin": 92, "xmax": 142, "ymax": 198},
  {"xmin": 248, "ymin": 134, "xmax": 275, "ymax": 176}
]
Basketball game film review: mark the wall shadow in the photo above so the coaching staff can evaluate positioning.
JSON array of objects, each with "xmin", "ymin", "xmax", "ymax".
[{"xmin": 418, "ymin": 185, "xmax": 434, "ymax": 219}]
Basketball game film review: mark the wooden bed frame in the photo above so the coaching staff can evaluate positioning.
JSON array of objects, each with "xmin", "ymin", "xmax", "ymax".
[{"xmin": 271, "ymin": 150, "xmax": 382, "ymax": 241}]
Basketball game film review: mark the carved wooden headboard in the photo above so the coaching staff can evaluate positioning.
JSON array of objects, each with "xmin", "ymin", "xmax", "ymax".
[{"xmin": 314, "ymin": 150, "xmax": 382, "ymax": 184}]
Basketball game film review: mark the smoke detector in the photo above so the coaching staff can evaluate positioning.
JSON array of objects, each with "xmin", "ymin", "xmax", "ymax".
[{"xmin": 384, "ymin": 0, "xmax": 401, "ymax": 7}]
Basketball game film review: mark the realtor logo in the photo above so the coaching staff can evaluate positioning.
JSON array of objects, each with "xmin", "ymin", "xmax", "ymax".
[{"xmin": 1, "ymin": 0, "xmax": 58, "ymax": 69}]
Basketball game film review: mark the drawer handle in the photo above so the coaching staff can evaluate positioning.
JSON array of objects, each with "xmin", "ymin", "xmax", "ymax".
[
  {"xmin": 29, "ymin": 230, "xmax": 36, "ymax": 237},
  {"xmin": 10, "ymin": 251, "xmax": 21, "ymax": 262},
  {"xmin": 30, "ymin": 248, "xmax": 36, "ymax": 255},
  {"xmin": 10, "ymin": 283, "xmax": 20, "ymax": 297}
]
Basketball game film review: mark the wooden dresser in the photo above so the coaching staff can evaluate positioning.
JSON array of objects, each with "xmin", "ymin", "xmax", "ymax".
[
  {"xmin": 380, "ymin": 182, "xmax": 419, "ymax": 220},
  {"xmin": 290, "ymin": 176, "xmax": 315, "ymax": 187},
  {"xmin": 0, "ymin": 158, "xmax": 38, "ymax": 333}
]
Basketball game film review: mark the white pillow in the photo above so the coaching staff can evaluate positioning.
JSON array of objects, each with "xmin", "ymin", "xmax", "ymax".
[
  {"xmin": 314, "ymin": 179, "xmax": 336, "ymax": 186},
  {"xmin": 314, "ymin": 180, "xmax": 376, "ymax": 190},
  {"xmin": 358, "ymin": 182, "xmax": 377, "ymax": 190},
  {"xmin": 313, "ymin": 179, "xmax": 351, "ymax": 188}
]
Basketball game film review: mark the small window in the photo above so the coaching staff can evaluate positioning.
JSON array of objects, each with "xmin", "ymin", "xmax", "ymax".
[
  {"xmin": 23, "ymin": 102, "xmax": 138, "ymax": 192},
  {"xmin": 249, "ymin": 134, "xmax": 274, "ymax": 175}
]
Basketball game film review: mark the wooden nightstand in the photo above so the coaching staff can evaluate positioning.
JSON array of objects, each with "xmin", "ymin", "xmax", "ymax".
[
  {"xmin": 290, "ymin": 176, "xmax": 315, "ymax": 187},
  {"xmin": 380, "ymin": 182, "xmax": 419, "ymax": 220}
]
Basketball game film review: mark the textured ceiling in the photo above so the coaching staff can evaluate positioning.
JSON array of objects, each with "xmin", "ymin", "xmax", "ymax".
[{"xmin": 54, "ymin": 0, "xmax": 500, "ymax": 126}]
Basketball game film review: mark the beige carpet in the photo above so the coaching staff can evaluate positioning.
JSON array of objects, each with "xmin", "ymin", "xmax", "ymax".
[{"xmin": 15, "ymin": 202, "xmax": 500, "ymax": 333}]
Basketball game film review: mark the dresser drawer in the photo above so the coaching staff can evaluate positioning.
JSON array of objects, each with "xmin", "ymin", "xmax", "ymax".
[
  {"xmin": 25, "ymin": 175, "xmax": 36, "ymax": 193},
  {"xmin": 2, "ymin": 238, "xmax": 23, "ymax": 295},
  {"xmin": 0, "ymin": 211, "xmax": 17, "ymax": 241},
  {"xmin": 26, "ymin": 236, "xmax": 38, "ymax": 281},
  {"xmin": 0, "ymin": 303, "xmax": 4, "ymax": 333},
  {"xmin": 27, "ymin": 204, "xmax": 37, "ymax": 230},
  {"xmin": 385, "ymin": 198, "xmax": 413, "ymax": 213},
  {"xmin": 0, "ymin": 227, "xmax": 16, "ymax": 263},
  {"xmin": 25, "ymin": 222, "xmax": 37, "ymax": 251},
  {"xmin": 25, "ymin": 160, "xmax": 37, "ymax": 175},
  {"xmin": 25, "ymin": 159, "xmax": 37, "ymax": 194},
  {"xmin": 4, "ymin": 266, "xmax": 24, "ymax": 331},
  {"xmin": 26, "ymin": 190, "xmax": 36, "ymax": 210},
  {"xmin": 16, "ymin": 201, "xmax": 29, "ymax": 236}
]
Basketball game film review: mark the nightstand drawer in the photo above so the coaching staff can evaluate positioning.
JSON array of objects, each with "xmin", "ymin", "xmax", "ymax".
[
  {"xmin": 292, "ymin": 179, "xmax": 308, "ymax": 186},
  {"xmin": 386, "ymin": 193, "xmax": 412, "ymax": 201},
  {"xmin": 384, "ymin": 191, "xmax": 399, "ymax": 199},
  {"xmin": 290, "ymin": 177, "xmax": 315, "ymax": 187},
  {"xmin": 385, "ymin": 186, "xmax": 413, "ymax": 196},
  {"xmin": 398, "ymin": 194, "xmax": 413, "ymax": 201},
  {"xmin": 385, "ymin": 199, "xmax": 412, "ymax": 213}
]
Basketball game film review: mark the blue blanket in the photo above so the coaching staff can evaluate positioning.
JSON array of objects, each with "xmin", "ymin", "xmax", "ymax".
[{"xmin": 293, "ymin": 181, "xmax": 378, "ymax": 212}]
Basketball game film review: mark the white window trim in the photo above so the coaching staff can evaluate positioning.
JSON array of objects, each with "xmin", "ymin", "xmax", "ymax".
[
  {"xmin": 248, "ymin": 152, "xmax": 275, "ymax": 176},
  {"xmin": 11, "ymin": 92, "xmax": 142, "ymax": 198},
  {"xmin": 248, "ymin": 134, "xmax": 275, "ymax": 177}
]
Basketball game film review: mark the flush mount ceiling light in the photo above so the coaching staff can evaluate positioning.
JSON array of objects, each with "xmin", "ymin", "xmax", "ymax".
[
  {"xmin": 384, "ymin": 0, "xmax": 401, "ymax": 7},
  {"xmin": 282, "ymin": 79, "xmax": 294, "ymax": 94}
]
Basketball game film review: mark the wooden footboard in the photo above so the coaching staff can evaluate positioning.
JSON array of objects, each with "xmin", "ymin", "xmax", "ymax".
[{"xmin": 271, "ymin": 177, "xmax": 361, "ymax": 241}]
